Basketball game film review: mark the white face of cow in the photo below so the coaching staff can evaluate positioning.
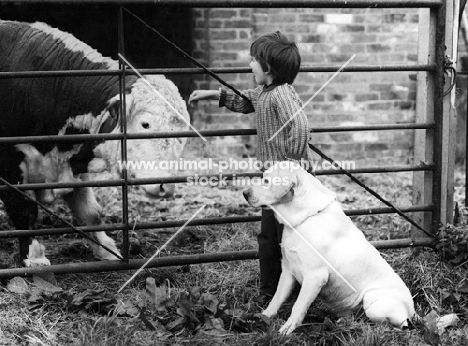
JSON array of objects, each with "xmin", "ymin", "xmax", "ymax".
[{"xmin": 94, "ymin": 75, "xmax": 189, "ymax": 198}]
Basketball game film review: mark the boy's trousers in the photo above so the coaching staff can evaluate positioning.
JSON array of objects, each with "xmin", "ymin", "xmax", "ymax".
[{"xmin": 258, "ymin": 208, "xmax": 284, "ymax": 296}]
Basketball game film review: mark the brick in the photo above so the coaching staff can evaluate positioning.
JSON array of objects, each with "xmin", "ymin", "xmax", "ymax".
[
  {"xmin": 395, "ymin": 101, "xmax": 414, "ymax": 110},
  {"xmin": 367, "ymin": 44, "xmax": 392, "ymax": 53},
  {"xmin": 299, "ymin": 14, "xmax": 324, "ymax": 22},
  {"xmin": 366, "ymin": 24, "xmax": 393, "ymax": 33},
  {"xmin": 407, "ymin": 54, "xmax": 418, "ymax": 62},
  {"xmin": 211, "ymin": 10, "xmax": 239, "ymax": 19},
  {"xmin": 355, "ymin": 93, "xmax": 379, "ymax": 102},
  {"xmin": 239, "ymin": 30, "xmax": 251, "ymax": 39},
  {"xmin": 326, "ymin": 14, "xmax": 353, "ymax": 24},
  {"xmin": 341, "ymin": 25, "xmax": 365, "ymax": 32},
  {"xmin": 210, "ymin": 30, "xmax": 237, "ymax": 40},
  {"xmin": 224, "ymin": 20, "xmax": 251, "ymax": 28},
  {"xmin": 211, "ymin": 52, "xmax": 239, "ymax": 61},
  {"xmin": 302, "ymin": 35, "xmax": 321, "ymax": 43},
  {"xmin": 329, "ymin": 94, "xmax": 345, "ymax": 101},
  {"xmin": 380, "ymin": 53, "xmax": 407, "ymax": 63},
  {"xmin": 366, "ymin": 102, "xmax": 394, "ymax": 111},
  {"xmin": 348, "ymin": 34, "xmax": 377, "ymax": 43},
  {"xmin": 209, "ymin": 20, "xmax": 223, "ymax": 28},
  {"xmin": 382, "ymin": 14, "xmax": 407, "ymax": 23}
]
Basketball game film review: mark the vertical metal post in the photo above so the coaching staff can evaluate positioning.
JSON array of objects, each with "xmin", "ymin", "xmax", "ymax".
[
  {"xmin": 118, "ymin": 6, "xmax": 130, "ymax": 263},
  {"xmin": 440, "ymin": 0, "xmax": 459, "ymax": 226},
  {"xmin": 432, "ymin": 0, "xmax": 458, "ymax": 231},
  {"xmin": 431, "ymin": 2, "xmax": 445, "ymax": 232}
]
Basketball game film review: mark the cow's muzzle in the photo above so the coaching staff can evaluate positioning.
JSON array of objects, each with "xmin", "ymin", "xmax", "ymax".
[{"xmin": 142, "ymin": 183, "xmax": 175, "ymax": 198}]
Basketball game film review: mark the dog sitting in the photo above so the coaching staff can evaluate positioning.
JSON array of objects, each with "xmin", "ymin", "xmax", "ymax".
[{"xmin": 243, "ymin": 161, "xmax": 415, "ymax": 335}]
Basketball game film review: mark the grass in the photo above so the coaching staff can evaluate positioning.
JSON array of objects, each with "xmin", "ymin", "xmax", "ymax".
[{"xmin": 1, "ymin": 167, "xmax": 468, "ymax": 345}]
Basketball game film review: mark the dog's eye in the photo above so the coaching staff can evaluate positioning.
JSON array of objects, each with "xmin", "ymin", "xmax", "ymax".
[{"xmin": 262, "ymin": 177, "xmax": 271, "ymax": 185}]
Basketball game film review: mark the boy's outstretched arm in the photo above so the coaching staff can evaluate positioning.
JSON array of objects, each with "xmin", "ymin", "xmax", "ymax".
[
  {"xmin": 219, "ymin": 87, "xmax": 261, "ymax": 114},
  {"xmin": 189, "ymin": 89, "xmax": 220, "ymax": 105}
]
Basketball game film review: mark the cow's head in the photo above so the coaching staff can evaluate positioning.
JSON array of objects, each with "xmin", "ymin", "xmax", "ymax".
[{"xmin": 94, "ymin": 75, "xmax": 189, "ymax": 198}]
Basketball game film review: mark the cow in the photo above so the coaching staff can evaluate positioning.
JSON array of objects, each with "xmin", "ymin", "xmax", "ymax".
[{"xmin": 0, "ymin": 20, "xmax": 190, "ymax": 266}]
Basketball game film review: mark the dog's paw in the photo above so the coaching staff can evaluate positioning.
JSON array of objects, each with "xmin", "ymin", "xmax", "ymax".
[
  {"xmin": 279, "ymin": 318, "xmax": 299, "ymax": 335},
  {"xmin": 262, "ymin": 307, "xmax": 276, "ymax": 318}
]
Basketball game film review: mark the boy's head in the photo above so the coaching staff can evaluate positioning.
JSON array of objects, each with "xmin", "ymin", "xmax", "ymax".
[{"xmin": 250, "ymin": 31, "xmax": 301, "ymax": 84}]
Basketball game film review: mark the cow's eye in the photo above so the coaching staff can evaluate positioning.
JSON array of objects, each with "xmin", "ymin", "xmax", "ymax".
[{"xmin": 141, "ymin": 122, "xmax": 150, "ymax": 129}]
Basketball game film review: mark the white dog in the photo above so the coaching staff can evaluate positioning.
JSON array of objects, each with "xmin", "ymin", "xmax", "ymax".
[{"xmin": 243, "ymin": 162, "xmax": 415, "ymax": 335}]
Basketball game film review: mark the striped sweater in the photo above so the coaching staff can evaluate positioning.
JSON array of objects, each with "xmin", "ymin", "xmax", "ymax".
[{"xmin": 219, "ymin": 83, "xmax": 313, "ymax": 171}]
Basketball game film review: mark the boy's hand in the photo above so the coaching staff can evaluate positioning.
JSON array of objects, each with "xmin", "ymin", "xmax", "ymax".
[{"xmin": 188, "ymin": 90, "xmax": 220, "ymax": 105}]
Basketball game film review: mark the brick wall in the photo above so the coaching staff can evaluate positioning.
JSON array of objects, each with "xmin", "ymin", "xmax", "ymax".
[{"xmin": 188, "ymin": 7, "xmax": 419, "ymax": 168}]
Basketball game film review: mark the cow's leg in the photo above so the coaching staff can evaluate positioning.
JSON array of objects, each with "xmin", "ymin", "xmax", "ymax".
[
  {"xmin": 63, "ymin": 186, "xmax": 121, "ymax": 260},
  {"xmin": 278, "ymin": 271, "xmax": 327, "ymax": 335},
  {"xmin": 0, "ymin": 191, "xmax": 50, "ymax": 266}
]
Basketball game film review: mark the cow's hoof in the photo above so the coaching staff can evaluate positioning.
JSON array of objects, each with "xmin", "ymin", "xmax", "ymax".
[{"xmin": 24, "ymin": 240, "xmax": 51, "ymax": 267}]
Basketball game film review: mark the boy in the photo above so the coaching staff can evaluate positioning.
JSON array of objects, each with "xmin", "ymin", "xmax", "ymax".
[{"xmin": 189, "ymin": 31, "xmax": 313, "ymax": 305}]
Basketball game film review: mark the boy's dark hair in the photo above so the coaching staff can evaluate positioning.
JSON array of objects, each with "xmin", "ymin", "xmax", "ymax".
[{"xmin": 250, "ymin": 31, "xmax": 301, "ymax": 84}]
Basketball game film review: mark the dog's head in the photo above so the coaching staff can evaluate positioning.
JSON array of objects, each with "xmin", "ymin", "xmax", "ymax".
[
  {"xmin": 243, "ymin": 161, "xmax": 335, "ymax": 217},
  {"xmin": 243, "ymin": 162, "xmax": 298, "ymax": 208}
]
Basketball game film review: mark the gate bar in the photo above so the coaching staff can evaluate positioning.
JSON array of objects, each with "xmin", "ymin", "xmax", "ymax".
[
  {"xmin": 118, "ymin": 6, "xmax": 131, "ymax": 263},
  {"xmin": 0, "ymin": 204, "xmax": 433, "ymax": 239},
  {"xmin": 0, "ymin": 65, "xmax": 437, "ymax": 79},
  {"xmin": 0, "ymin": 164, "xmax": 435, "ymax": 192},
  {"xmin": 0, "ymin": 0, "xmax": 443, "ymax": 8},
  {"xmin": 0, "ymin": 124, "xmax": 434, "ymax": 145},
  {"xmin": 0, "ymin": 237, "xmax": 436, "ymax": 280}
]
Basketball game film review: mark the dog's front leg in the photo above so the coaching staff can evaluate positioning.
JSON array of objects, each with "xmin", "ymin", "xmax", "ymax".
[
  {"xmin": 262, "ymin": 268, "xmax": 296, "ymax": 318},
  {"xmin": 279, "ymin": 271, "xmax": 327, "ymax": 335}
]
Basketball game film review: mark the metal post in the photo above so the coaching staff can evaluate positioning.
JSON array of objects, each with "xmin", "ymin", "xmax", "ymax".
[
  {"xmin": 440, "ymin": 0, "xmax": 459, "ymax": 225},
  {"xmin": 118, "ymin": 6, "xmax": 130, "ymax": 263},
  {"xmin": 431, "ymin": 2, "xmax": 446, "ymax": 232}
]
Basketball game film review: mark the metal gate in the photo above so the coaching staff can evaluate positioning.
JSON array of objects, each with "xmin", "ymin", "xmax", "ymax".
[{"xmin": 0, "ymin": 0, "xmax": 456, "ymax": 278}]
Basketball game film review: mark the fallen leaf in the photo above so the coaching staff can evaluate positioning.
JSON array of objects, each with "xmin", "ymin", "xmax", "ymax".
[
  {"xmin": 68, "ymin": 289, "xmax": 117, "ymax": 314},
  {"xmin": 145, "ymin": 277, "xmax": 169, "ymax": 312},
  {"xmin": 423, "ymin": 310, "xmax": 441, "ymax": 346},
  {"xmin": 436, "ymin": 313, "xmax": 460, "ymax": 335},
  {"xmin": 28, "ymin": 287, "xmax": 44, "ymax": 304},
  {"xmin": 6, "ymin": 277, "xmax": 29, "ymax": 295},
  {"xmin": 115, "ymin": 300, "xmax": 140, "ymax": 317},
  {"xmin": 203, "ymin": 293, "xmax": 219, "ymax": 315},
  {"xmin": 32, "ymin": 275, "xmax": 63, "ymax": 293},
  {"xmin": 33, "ymin": 272, "xmax": 58, "ymax": 286},
  {"xmin": 166, "ymin": 316, "xmax": 186, "ymax": 332},
  {"xmin": 177, "ymin": 300, "xmax": 200, "ymax": 324}
]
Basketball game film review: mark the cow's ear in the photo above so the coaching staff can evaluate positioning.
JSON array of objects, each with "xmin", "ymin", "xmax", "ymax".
[
  {"xmin": 99, "ymin": 99, "xmax": 120, "ymax": 133},
  {"xmin": 107, "ymin": 99, "xmax": 120, "ymax": 122}
]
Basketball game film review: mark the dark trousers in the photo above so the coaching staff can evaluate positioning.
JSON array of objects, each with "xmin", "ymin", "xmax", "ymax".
[{"xmin": 258, "ymin": 208, "xmax": 284, "ymax": 296}]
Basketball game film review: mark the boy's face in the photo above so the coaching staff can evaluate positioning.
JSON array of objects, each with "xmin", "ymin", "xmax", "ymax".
[{"xmin": 250, "ymin": 57, "xmax": 272, "ymax": 86}]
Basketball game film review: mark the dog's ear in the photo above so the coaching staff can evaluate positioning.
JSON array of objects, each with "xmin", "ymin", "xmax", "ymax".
[{"xmin": 298, "ymin": 170, "xmax": 336, "ymax": 215}]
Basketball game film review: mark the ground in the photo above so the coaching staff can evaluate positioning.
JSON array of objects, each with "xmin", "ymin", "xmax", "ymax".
[{"xmin": 1, "ymin": 166, "xmax": 468, "ymax": 345}]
